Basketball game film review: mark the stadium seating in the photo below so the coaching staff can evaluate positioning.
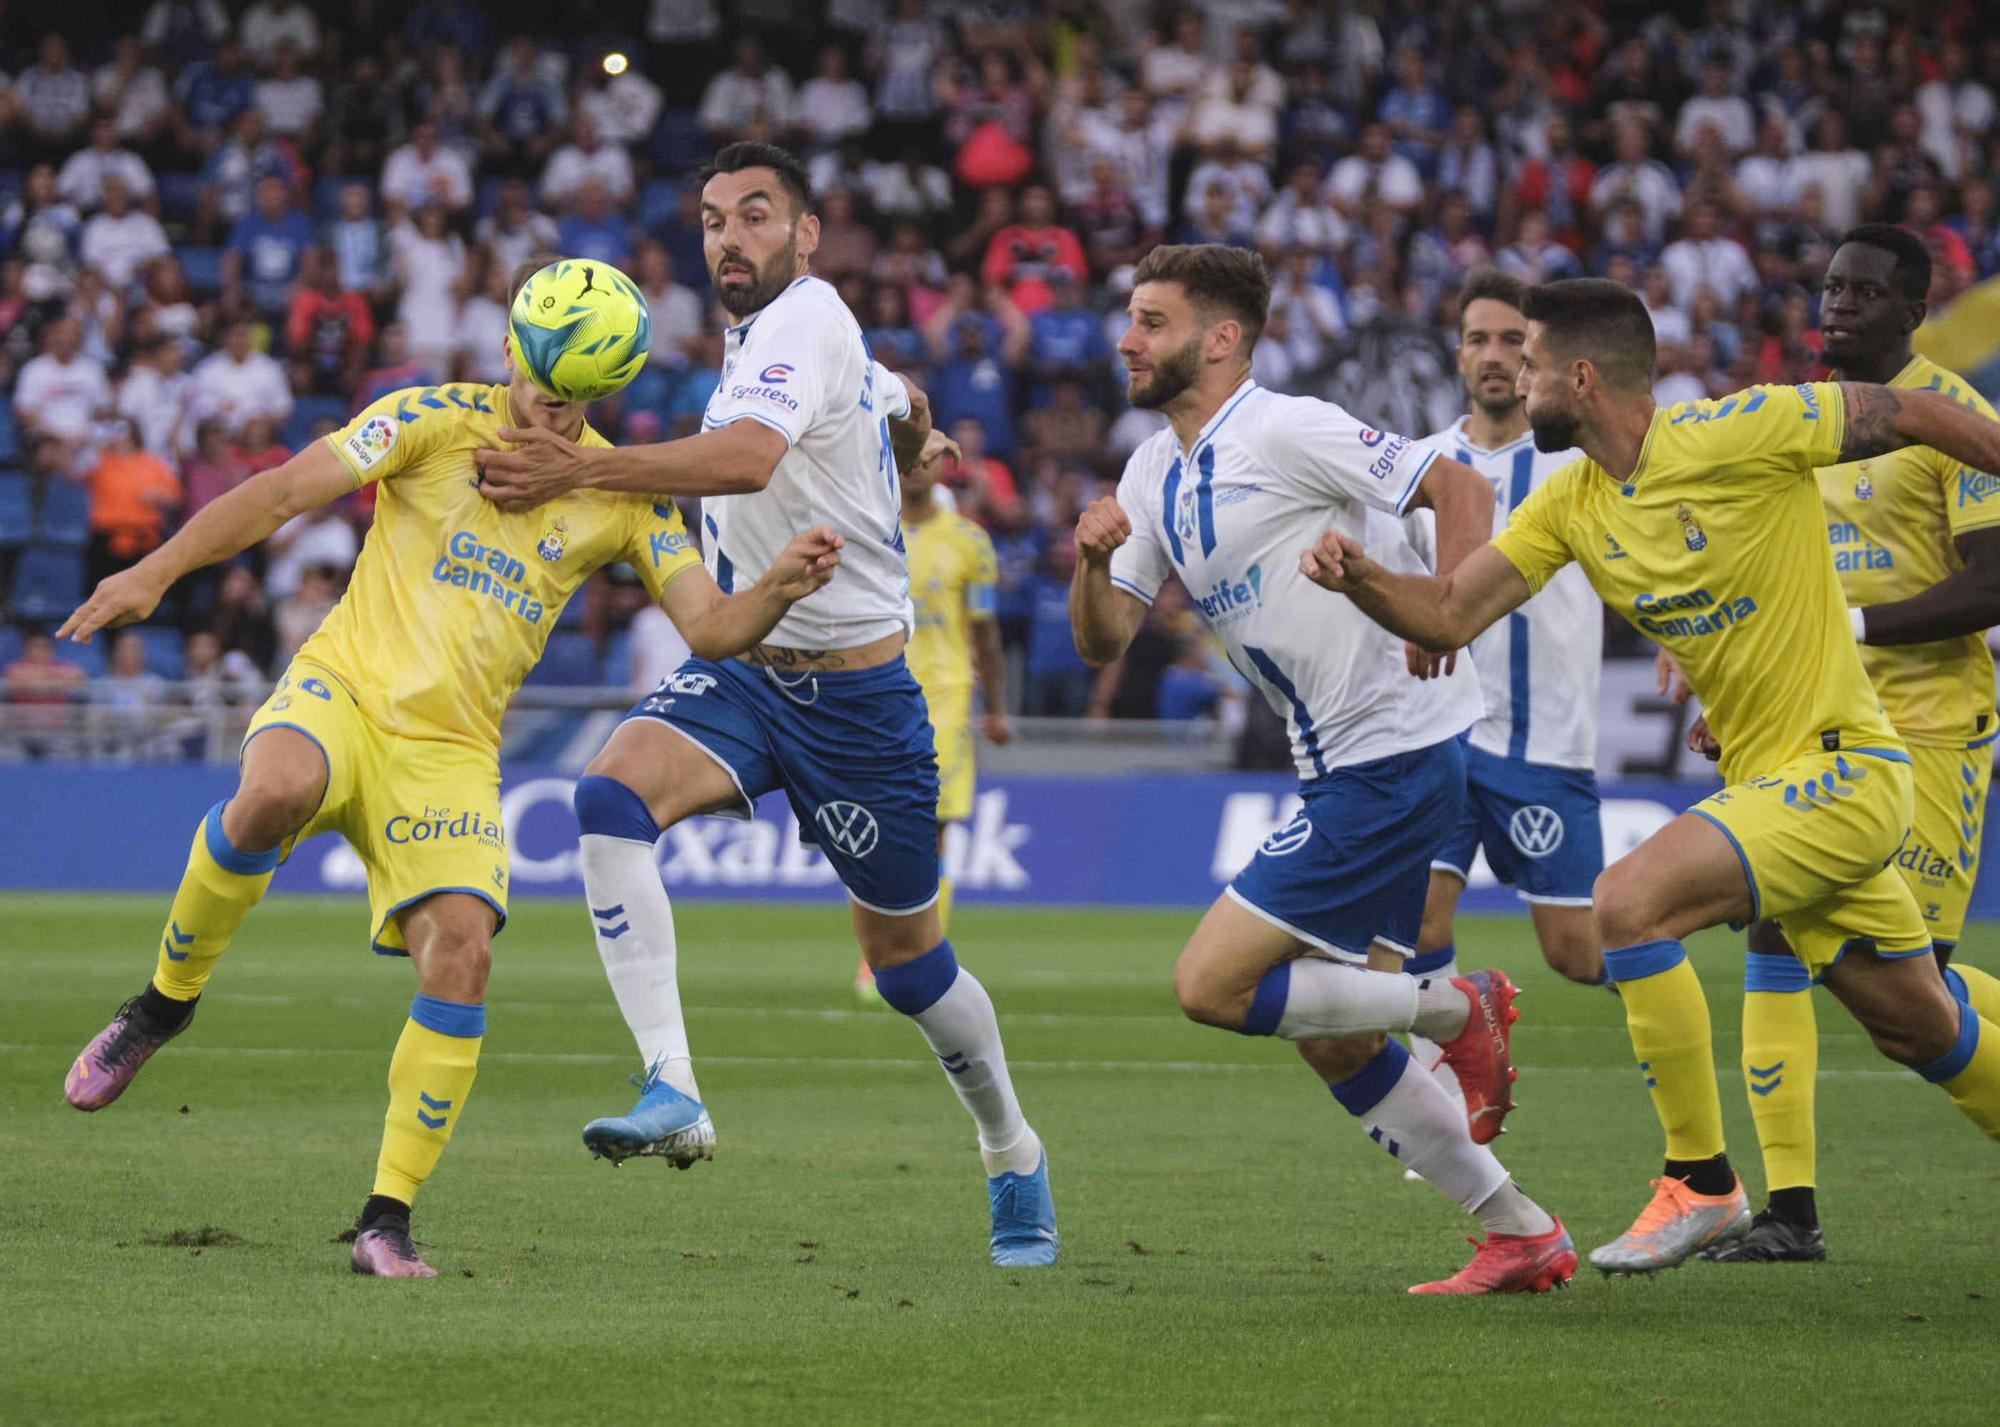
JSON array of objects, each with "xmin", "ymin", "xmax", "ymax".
[
  {"xmin": 0, "ymin": 472, "xmax": 31, "ymax": 549},
  {"xmin": 156, "ymin": 172, "xmax": 205, "ymax": 228},
  {"xmin": 131, "ymin": 625, "xmax": 187, "ymax": 679},
  {"xmin": 33, "ymin": 481, "xmax": 90, "ymax": 548},
  {"xmin": 522, "ymin": 629, "xmax": 601, "ymax": 687},
  {"xmin": 9, "ymin": 546, "xmax": 84, "ymax": 624},
  {"xmin": 282, "ymin": 395, "xmax": 351, "ymax": 450},
  {"xmin": 0, "ymin": 406, "xmax": 19, "ymax": 466},
  {"xmin": 175, "ymin": 245, "xmax": 225, "ymax": 297},
  {"xmin": 0, "ymin": 621, "xmax": 20, "ymax": 667}
]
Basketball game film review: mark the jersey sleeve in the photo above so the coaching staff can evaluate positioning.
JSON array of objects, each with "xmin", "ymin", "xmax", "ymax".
[
  {"xmin": 1944, "ymin": 386, "xmax": 2000, "ymax": 537},
  {"xmin": 870, "ymin": 360, "xmax": 911, "ymax": 421},
  {"xmin": 1657, "ymin": 382, "xmax": 1847, "ymax": 476},
  {"xmin": 624, "ymin": 497, "xmax": 705, "ymax": 602},
  {"xmin": 1489, "ymin": 460, "xmax": 1580, "ymax": 596},
  {"xmin": 1106, "ymin": 460, "xmax": 1172, "ymax": 604},
  {"xmin": 1258, "ymin": 393, "xmax": 1438, "ymax": 515},
  {"xmin": 324, "ymin": 386, "xmax": 458, "ymax": 487},
  {"xmin": 963, "ymin": 520, "xmax": 998, "ymax": 620},
  {"xmin": 704, "ymin": 291, "xmax": 847, "ymax": 446}
]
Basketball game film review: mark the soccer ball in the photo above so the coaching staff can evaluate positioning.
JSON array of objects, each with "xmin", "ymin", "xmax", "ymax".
[{"xmin": 508, "ymin": 258, "xmax": 652, "ymax": 403}]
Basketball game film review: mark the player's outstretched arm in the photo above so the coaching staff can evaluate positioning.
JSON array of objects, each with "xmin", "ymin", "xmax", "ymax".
[
  {"xmin": 1837, "ymin": 384, "xmax": 2000, "ymax": 472},
  {"xmin": 1069, "ymin": 496, "xmax": 1148, "ymax": 666},
  {"xmin": 1405, "ymin": 454, "xmax": 1496, "ymax": 581},
  {"xmin": 56, "ymin": 440, "xmax": 356, "ymax": 644},
  {"xmin": 1299, "ymin": 535, "xmax": 1531, "ymax": 654},
  {"xmin": 476, "ymin": 419, "xmax": 792, "ymax": 510},
  {"xmin": 886, "ymin": 372, "xmax": 933, "ymax": 475},
  {"xmin": 1851, "ymin": 525, "xmax": 2000, "ymax": 646},
  {"xmin": 656, "ymin": 526, "xmax": 844, "ymax": 661}
]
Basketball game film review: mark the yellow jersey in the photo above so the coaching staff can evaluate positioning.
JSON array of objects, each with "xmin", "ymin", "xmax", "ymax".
[
  {"xmin": 1494, "ymin": 382, "xmax": 1902, "ymax": 783},
  {"xmin": 1817, "ymin": 355, "xmax": 2000, "ymax": 748},
  {"xmin": 904, "ymin": 506, "xmax": 997, "ymax": 703},
  {"xmin": 304, "ymin": 382, "xmax": 703, "ymax": 754}
]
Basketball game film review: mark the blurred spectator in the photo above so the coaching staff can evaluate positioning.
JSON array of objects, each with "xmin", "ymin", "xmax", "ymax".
[
  {"xmin": 181, "ymin": 629, "xmax": 262, "ymax": 711},
  {"xmin": 699, "ymin": 36, "xmax": 793, "ymax": 143},
  {"xmin": 1026, "ymin": 269, "xmax": 1109, "ymax": 389},
  {"xmin": 132, "ymin": 258, "xmax": 202, "ymax": 353},
  {"xmin": 274, "ymin": 562, "xmax": 341, "ymax": 661},
  {"xmin": 1591, "ymin": 118, "xmax": 1682, "ymax": 246},
  {"xmin": 1736, "ymin": 113, "xmax": 1802, "ymax": 227},
  {"xmin": 1156, "ymin": 633, "xmax": 1233, "ymax": 721},
  {"xmin": 925, "ymin": 282, "xmax": 1027, "ymax": 457},
  {"xmin": 199, "ymin": 108, "xmax": 306, "ymax": 237},
  {"xmin": 477, "ymin": 178, "xmax": 560, "ymax": 278},
  {"xmin": 813, "ymin": 188, "xmax": 878, "ymax": 283},
  {"xmin": 1790, "ymin": 111, "xmax": 1870, "ymax": 235},
  {"xmin": 948, "ymin": 417, "xmax": 1018, "ymax": 508},
  {"xmin": 1328, "ymin": 122, "xmax": 1421, "ymax": 221},
  {"xmin": 392, "ymin": 204, "xmax": 468, "ymax": 374},
  {"xmin": 1183, "ymin": 141, "xmax": 1274, "ymax": 238},
  {"xmin": 1510, "ymin": 114, "xmax": 1596, "ymax": 248},
  {"xmin": 286, "ymin": 248, "xmax": 375, "ymax": 396},
  {"xmin": 56, "ymin": 119, "xmax": 155, "ymax": 212},
  {"xmin": 267, "ymin": 499, "xmax": 357, "ymax": 600},
  {"xmin": 175, "ymin": 37, "xmax": 257, "ymax": 155},
  {"xmin": 1495, "ymin": 209, "xmax": 1583, "ymax": 284},
  {"xmin": 1189, "ymin": 45, "xmax": 1281, "ymax": 162},
  {"xmin": 1660, "ymin": 199, "xmax": 1758, "ymax": 312},
  {"xmin": 241, "ymin": 0, "xmax": 321, "ymax": 67},
  {"xmin": 1377, "ymin": 45, "xmax": 1451, "ymax": 171},
  {"xmin": 1139, "ymin": 11, "xmax": 1210, "ymax": 129},
  {"xmin": 93, "ymin": 38, "xmax": 172, "ymax": 152},
  {"xmin": 86, "ymin": 419, "xmax": 182, "ymax": 584},
  {"xmin": 80, "ymin": 176, "xmax": 169, "ymax": 292},
  {"xmin": 356, "ymin": 323, "xmax": 439, "ymax": 407},
  {"xmin": 541, "ymin": 116, "xmax": 634, "ymax": 210},
  {"xmin": 224, "ymin": 173, "xmax": 314, "ymax": 320},
  {"xmin": 554, "ymin": 180, "xmax": 634, "ymax": 268},
  {"xmin": 326, "ymin": 182, "xmax": 391, "ymax": 304},
  {"xmin": 455, "ymin": 257, "xmax": 511, "ymax": 385},
  {"xmin": 1675, "ymin": 58, "xmax": 1755, "ymax": 158},
  {"xmin": 577, "ymin": 52, "xmax": 663, "ymax": 151},
  {"xmin": 479, "ymin": 37, "xmax": 566, "ymax": 175},
  {"xmin": 794, "ymin": 45, "xmax": 871, "ymax": 154},
  {"xmin": 381, "ymin": 121, "xmax": 472, "ymax": 220},
  {"xmin": 207, "ymin": 564, "xmax": 277, "ymax": 673},
  {"xmin": 1917, "ymin": 41, "xmax": 1993, "ymax": 183},
  {"xmin": 233, "ymin": 417, "xmax": 289, "ymax": 477},
  {"xmin": 1023, "ymin": 541, "xmax": 1092, "ymax": 716},
  {"xmin": 16, "ymin": 33, "xmax": 93, "ymax": 161},
  {"xmin": 15, "ymin": 317, "xmax": 109, "ymax": 451},
  {"xmin": 1266, "ymin": 247, "xmax": 1346, "ymax": 373},
  {"xmin": 191, "ymin": 318, "xmax": 292, "ymax": 436},
  {"xmin": 1021, "ymin": 381, "xmax": 1107, "ymax": 468},
  {"xmin": 636, "ymin": 240, "xmax": 702, "ymax": 368},
  {"xmin": 3, "ymin": 631, "xmax": 88, "ymax": 739},
  {"xmin": 181, "ymin": 418, "xmax": 249, "ymax": 517},
  {"xmin": 1435, "ymin": 107, "xmax": 1499, "ymax": 226},
  {"xmin": 405, "ymin": 0, "xmax": 491, "ymax": 61},
  {"xmin": 871, "ymin": 0, "xmax": 948, "ymax": 139},
  {"xmin": 90, "ymin": 630, "xmax": 167, "ymax": 718},
  {"xmin": 141, "ymin": 1, "xmax": 231, "ymax": 74},
  {"xmin": 323, "ymin": 55, "xmax": 405, "ymax": 178},
  {"xmin": 118, "ymin": 335, "xmax": 197, "ymax": 462},
  {"xmin": 253, "ymin": 40, "xmax": 324, "ymax": 149},
  {"xmin": 3, "ymin": 163, "xmax": 81, "ymax": 303}
]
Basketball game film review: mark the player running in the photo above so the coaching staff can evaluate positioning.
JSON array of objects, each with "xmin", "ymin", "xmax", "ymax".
[
  {"xmin": 1398, "ymin": 268, "xmax": 1607, "ymax": 1133},
  {"xmin": 1069, "ymin": 244, "xmax": 1575, "ymax": 1296},
  {"xmin": 854, "ymin": 426, "xmax": 1010, "ymax": 1000},
  {"xmin": 1302, "ymin": 276, "xmax": 2000, "ymax": 1276},
  {"xmin": 1668, "ymin": 227, "xmax": 2000, "ymax": 1264},
  {"xmin": 57, "ymin": 281, "xmax": 843, "ymax": 1278},
  {"xmin": 471, "ymin": 144, "xmax": 1058, "ymax": 1268}
]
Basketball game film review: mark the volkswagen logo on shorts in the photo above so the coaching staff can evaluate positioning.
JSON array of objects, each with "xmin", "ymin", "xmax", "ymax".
[
  {"xmin": 1507, "ymin": 805, "xmax": 1565, "ymax": 858},
  {"xmin": 1261, "ymin": 814, "xmax": 1313, "ymax": 857},
  {"xmin": 815, "ymin": 801, "xmax": 880, "ymax": 859}
]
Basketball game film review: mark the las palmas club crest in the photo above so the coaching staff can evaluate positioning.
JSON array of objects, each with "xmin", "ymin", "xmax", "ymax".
[{"xmin": 537, "ymin": 515, "xmax": 568, "ymax": 562}]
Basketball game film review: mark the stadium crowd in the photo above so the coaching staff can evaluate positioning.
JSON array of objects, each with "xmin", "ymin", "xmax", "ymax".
[{"xmin": 1, "ymin": 0, "xmax": 1997, "ymax": 739}]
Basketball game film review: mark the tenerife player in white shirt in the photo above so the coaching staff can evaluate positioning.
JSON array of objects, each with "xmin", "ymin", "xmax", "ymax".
[
  {"xmin": 1406, "ymin": 270, "xmax": 1606, "ymax": 999},
  {"xmin": 474, "ymin": 144, "xmax": 1057, "ymax": 1267},
  {"xmin": 1069, "ymin": 245, "xmax": 1575, "ymax": 1294}
]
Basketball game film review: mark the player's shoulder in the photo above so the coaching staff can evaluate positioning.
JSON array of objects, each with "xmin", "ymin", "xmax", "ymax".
[
  {"xmin": 1901, "ymin": 355, "xmax": 1998, "ymax": 421},
  {"xmin": 763, "ymin": 275, "xmax": 859, "ymax": 335},
  {"xmin": 1120, "ymin": 423, "xmax": 1181, "ymax": 487}
]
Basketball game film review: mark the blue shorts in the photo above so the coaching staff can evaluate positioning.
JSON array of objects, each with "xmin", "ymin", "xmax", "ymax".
[
  {"xmin": 625, "ymin": 655, "xmax": 941, "ymax": 915},
  {"xmin": 1433, "ymin": 742, "xmax": 1603, "ymax": 905},
  {"xmin": 1227, "ymin": 737, "xmax": 1465, "ymax": 963}
]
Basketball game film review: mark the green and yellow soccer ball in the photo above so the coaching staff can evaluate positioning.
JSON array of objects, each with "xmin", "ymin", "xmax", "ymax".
[{"xmin": 508, "ymin": 258, "xmax": 652, "ymax": 403}]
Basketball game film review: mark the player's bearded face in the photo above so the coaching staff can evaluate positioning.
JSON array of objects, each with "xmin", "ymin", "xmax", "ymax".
[
  {"xmin": 1519, "ymin": 326, "xmax": 1581, "ymax": 452},
  {"xmin": 1126, "ymin": 330, "xmax": 1203, "ymax": 410},
  {"xmin": 711, "ymin": 230, "xmax": 800, "ymax": 317}
]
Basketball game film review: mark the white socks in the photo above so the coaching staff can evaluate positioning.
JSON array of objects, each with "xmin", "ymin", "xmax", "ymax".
[
  {"xmin": 1407, "ymin": 956, "xmax": 1466, "ymax": 1113},
  {"xmin": 579, "ymin": 831, "xmax": 699, "ymax": 1101},
  {"xmin": 1267, "ymin": 960, "xmax": 1470, "ymax": 1041}
]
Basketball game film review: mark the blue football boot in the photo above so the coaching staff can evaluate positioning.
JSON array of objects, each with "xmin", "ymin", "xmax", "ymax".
[
  {"xmin": 582, "ymin": 1061, "xmax": 716, "ymax": 1168},
  {"xmin": 988, "ymin": 1151, "xmax": 1059, "ymax": 1267}
]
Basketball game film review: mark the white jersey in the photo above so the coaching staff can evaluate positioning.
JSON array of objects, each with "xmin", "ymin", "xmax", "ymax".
[
  {"xmin": 1109, "ymin": 381, "xmax": 1479, "ymax": 780},
  {"xmin": 1409, "ymin": 418, "xmax": 1599, "ymax": 770},
  {"xmin": 701, "ymin": 274, "xmax": 914, "ymax": 650}
]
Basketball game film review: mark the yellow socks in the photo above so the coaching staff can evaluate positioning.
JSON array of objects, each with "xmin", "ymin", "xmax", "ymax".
[
  {"xmin": 1603, "ymin": 940, "xmax": 1726, "ymax": 1161},
  {"xmin": 372, "ymin": 995, "xmax": 484, "ymax": 1204},
  {"xmin": 1918, "ymin": 999, "xmax": 2000, "ymax": 1139},
  {"xmin": 936, "ymin": 874, "xmax": 955, "ymax": 936},
  {"xmin": 151, "ymin": 801, "xmax": 279, "ymax": 1002},
  {"xmin": 1741, "ymin": 953, "xmax": 1819, "ymax": 1192}
]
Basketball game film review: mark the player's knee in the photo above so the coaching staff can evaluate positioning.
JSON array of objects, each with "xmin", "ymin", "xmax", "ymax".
[
  {"xmin": 1171, "ymin": 954, "xmax": 1244, "ymax": 1030},
  {"xmin": 1590, "ymin": 863, "xmax": 1660, "ymax": 947},
  {"xmin": 573, "ymin": 770, "xmax": 660, "ymax": 841},
  {"xmin": 231, "ymin": 765, "xmax": 322, "ymax": 844},
  {"xmin": 415, "ymin": 922, "xmax": 493, "ymax": 1002}
]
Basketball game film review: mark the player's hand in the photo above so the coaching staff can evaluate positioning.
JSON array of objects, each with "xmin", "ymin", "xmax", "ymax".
[
  {"xmin": 1074, "ymin": 496, "xmax": 1130, "ymax": 566},
  {"xmin": 980, "ymin": 710, "xmax": 1012, "ymax": 745},
  {"xmin": 476, "ymin": 426, "xmax": 593, "ymax": 511},
  {"xmin": 1655, "ymin": 646, "xmax": 1693, "ymax": 705},
  {"xmin": 1687, "ymin": 713, "xmax": 1721, "ymax": 762},
  {"xmin": 55, "ymin": 566, "xmax": 168, "ymax": 643},
  {"xmin": 1298, "ymin": 530, "xmax": 1373, "ymax": 592},
  {"xmin": 762, "ymin": 526, "xmax": 845, "ymax": 602},
  {"xmin": 916, "ymin": 427, "xmax": 961, "ymax": 472},
  {"xmin": 1404, "ymin": 642, "xmax": 1457, "ymax": 680}
]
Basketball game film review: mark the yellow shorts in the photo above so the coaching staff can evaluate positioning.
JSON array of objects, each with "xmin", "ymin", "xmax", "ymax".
[
  {"xmin": 243, "ymin": 660, "xmax": 509, "ymax": 955},
  {"xmin": 1693, "ymin": 746, "xmax": 1930, "ymax": 977},
  {"xmin": 929, "ymin": 689, "xmax": 976, "ymax": 824},
  {"xmin": 1898, "ymin": 740, "xmax": 1993, "ymax": 949}
]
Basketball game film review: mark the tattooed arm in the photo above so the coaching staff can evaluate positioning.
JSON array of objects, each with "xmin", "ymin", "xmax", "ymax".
[{"xmin": 1837, "ymin": 383, "xmax": 2000, "ymax": 472}]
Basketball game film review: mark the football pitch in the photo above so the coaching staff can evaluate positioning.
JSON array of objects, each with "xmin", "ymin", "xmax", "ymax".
[{"xmin": 5, "ymin": 894, "xmax": 1998, "ymax": 1426}]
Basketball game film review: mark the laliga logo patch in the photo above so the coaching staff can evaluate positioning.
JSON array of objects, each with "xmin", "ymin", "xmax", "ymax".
[
  {"xmin": 344, "ymin": 416, "xmax": 397, "ymax": 471},
  {"xmin": 1260, "ymin": 814, "xmax": 1313, "ymax": 857},
  {"xmin": 759, "ymin": 363, "xmax": 794, "ymax": 385},
  {"xmin": 537, "ymin": 514, "xmax": 568, "ymax": 562},
  {"xmin": 814, "ymin": 801, "xmax": 879, "ymax": 859},
  {"xmin": 1507, "ymin": 805, "xmax": 1565, "ymax": 858}
]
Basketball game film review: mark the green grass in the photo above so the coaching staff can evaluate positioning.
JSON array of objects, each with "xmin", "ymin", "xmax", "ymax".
[{"xmin": 4, "ymin": 895, "xmax": 1998, "ymax": 1426}]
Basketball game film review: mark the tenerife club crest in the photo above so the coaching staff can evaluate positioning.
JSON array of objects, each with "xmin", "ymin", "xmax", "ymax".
[
  {"xmin": 537, "ymin": 514, "xmax": 569, "ymax": 563},
  {"xmin": 1675, "ymin": 502, "xmax": 1707, "ymax": 553}
]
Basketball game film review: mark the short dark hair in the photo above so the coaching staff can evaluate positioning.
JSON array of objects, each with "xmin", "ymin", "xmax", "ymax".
[
  {"xmin": 1519, "ymin": 278, "xmax": 1656, "ymax": 390},
  {"xmin": 1457, "ymin": 268, "xmax": 1529, "ymax": 329},
  {"xmin": 1131, "ymin": 243, "xmax": 1271, "ymax": 349},
  {"xmin": 701, "ymin": 142, "xmax": 814, "ymax": 216},
  {"xmin": 1837, "ymin": 223, "xmax": 1932, "ymax": 302}
]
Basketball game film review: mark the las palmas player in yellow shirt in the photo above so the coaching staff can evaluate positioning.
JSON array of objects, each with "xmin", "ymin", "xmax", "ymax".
[
  {"xmin": 1662, "ymin": 226, "xmax": 2000, "ymax": 1264},
  {"xmin": 55, "ymin": 276, "xmax": 842, "ymax": 1278},
  {"xmin": 1300, "ymin": 277, "xmax": 2000, "ymax": 1275},
  {"xmin": 854, "ymin": 429, "xmax": 1011, "ymax": 999}
]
